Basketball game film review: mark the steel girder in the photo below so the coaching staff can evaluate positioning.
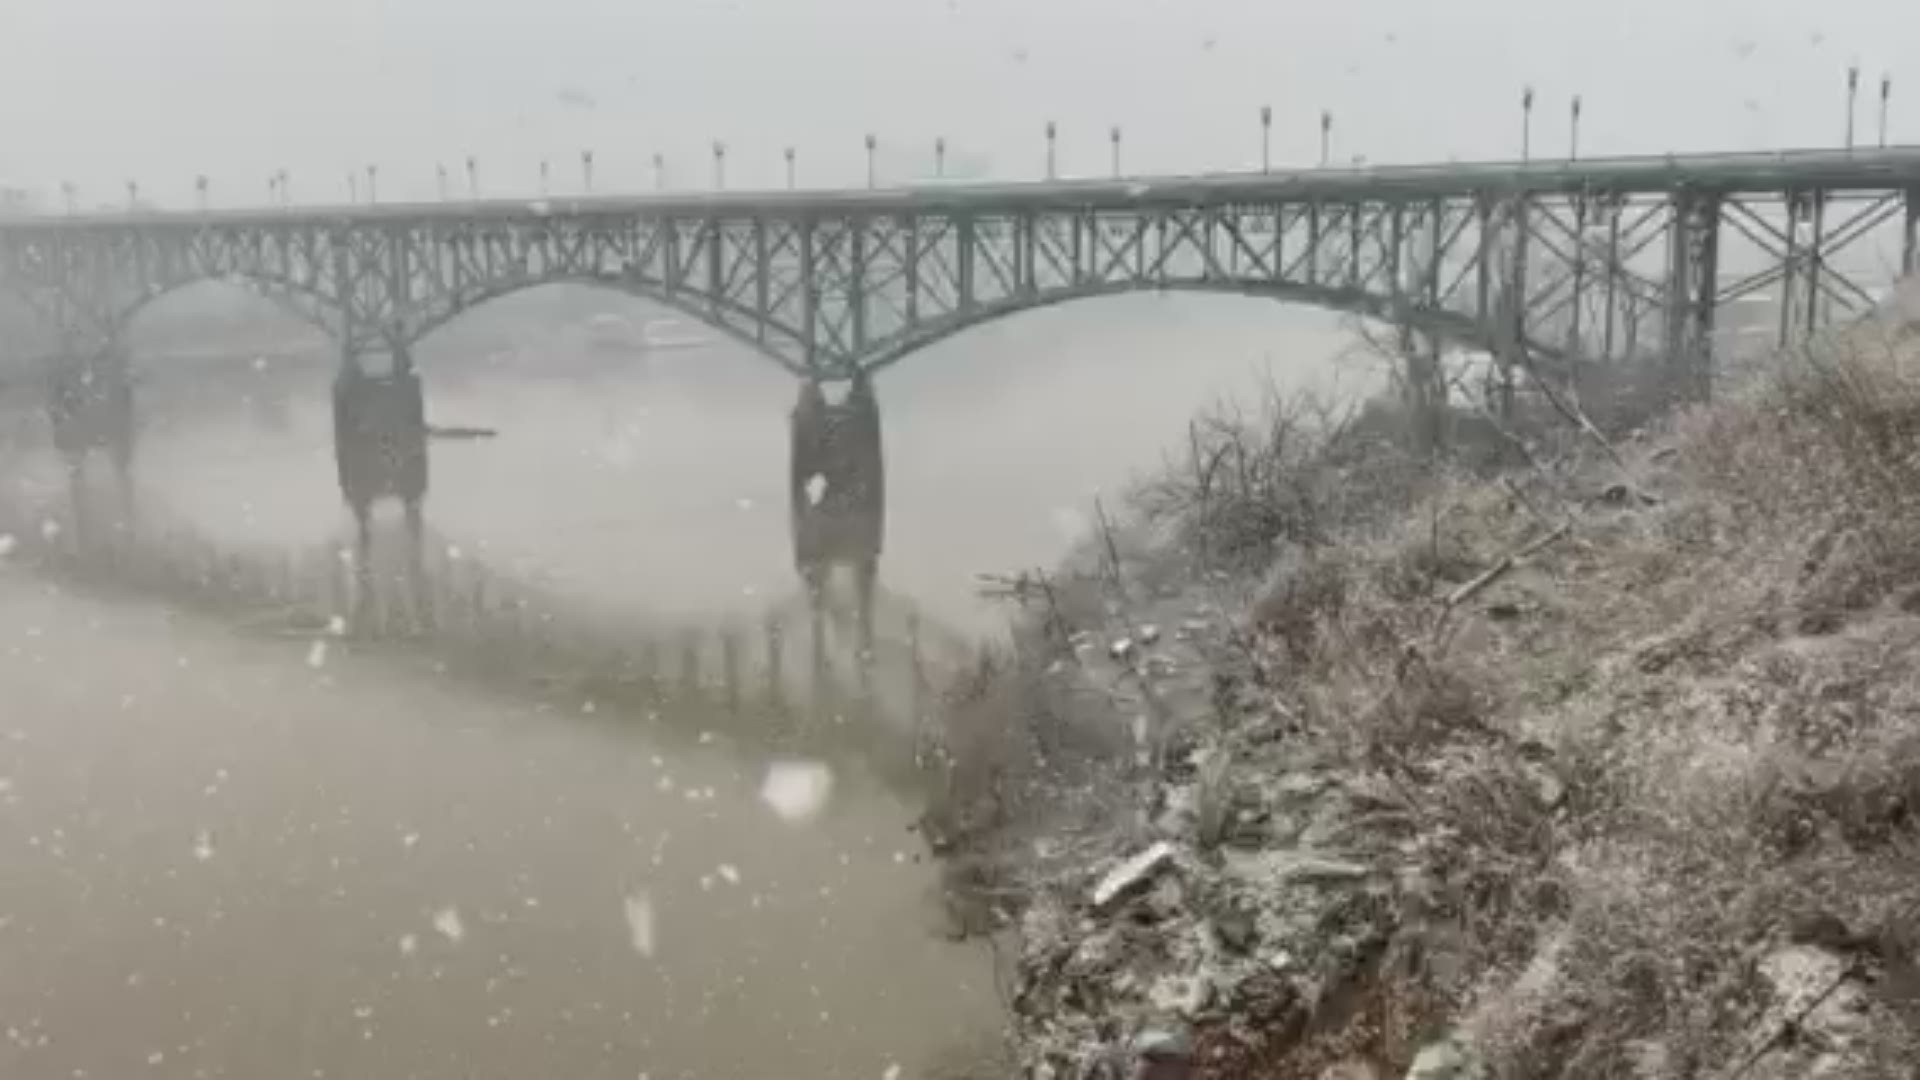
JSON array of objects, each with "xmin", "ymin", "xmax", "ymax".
[{"xmin": 3, "ymin": 152, "xmax": 1918, "ymax": 383}]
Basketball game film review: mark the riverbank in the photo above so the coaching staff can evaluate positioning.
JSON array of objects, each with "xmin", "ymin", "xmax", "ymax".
[{"xmin": 934, "ymin": 285, "xmax": 1920, "ymax": 1078}]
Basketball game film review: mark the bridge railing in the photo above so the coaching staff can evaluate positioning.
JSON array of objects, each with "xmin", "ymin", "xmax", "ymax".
[{"xmin": 8, "ymin": 146, "xmax": 1920, "ymax": 228}]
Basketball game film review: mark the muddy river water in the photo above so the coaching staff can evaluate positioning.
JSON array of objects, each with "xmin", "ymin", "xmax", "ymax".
[{"xmin": 0, "ymin": 292, "xmax": 1354, "ymax": 1079}]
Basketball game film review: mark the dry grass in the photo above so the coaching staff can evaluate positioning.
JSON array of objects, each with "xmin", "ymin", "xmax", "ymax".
[
  {"xmin": 942, "ymin": 285, "xmax": 1920, "ymax": 1078},
  {"xmin": 1308, "ymin": 308, "xmax": 1920, "ymax": 1077}
]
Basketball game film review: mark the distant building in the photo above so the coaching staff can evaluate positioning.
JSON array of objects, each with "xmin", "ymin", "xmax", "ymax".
[{"xmin": 0, "ymin": 183, "xmax": 42, "ymax": 216}]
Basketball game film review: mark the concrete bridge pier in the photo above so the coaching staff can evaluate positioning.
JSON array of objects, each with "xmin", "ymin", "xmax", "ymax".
[
  {"xmin": 44, "ymin": 343, "xmax": 136, "ymax": 549},
  {"xmin": 789, "ymin": 370, "xmax": 886, "ymax": 673},
  {"xmin": 332, "ymin": 342, "xmax": 431, "ymax": 633}
]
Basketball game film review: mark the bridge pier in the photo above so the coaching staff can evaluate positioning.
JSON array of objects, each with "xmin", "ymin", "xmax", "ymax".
[
  {"xmin": 45, "ymin": 343, "xmax": 136, "ymax": 548},
  {"xmin": 789, "ymin": 370, "xmax": 885, "ymax": 665},
  {"xmin": 1904, "ymin": 187, "xmax": 1918, "ymax": 278},
  {"xmin": 332, "ymin": 343, "xmax": 431, "ymax": 632},
  {"xmin": 1665, "ymin": 189, "xmax": 1721, "ymax": 403}
]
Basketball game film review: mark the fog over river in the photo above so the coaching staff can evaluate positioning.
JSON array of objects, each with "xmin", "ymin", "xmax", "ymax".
[{"xmin": 0, "ymin": 289, "xmax": 1360, "ymax": 1079}]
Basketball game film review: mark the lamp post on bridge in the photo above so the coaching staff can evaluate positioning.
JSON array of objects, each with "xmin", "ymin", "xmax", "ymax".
[
  {"xmin": 1319, "ymin": 110, "xmax": 1332, "ymax": 167},
  {"xmin": 1111, "ymin": 125, "xmax": 1122, "ymax": 178},
  {"xmin": 1521, "ymin": 84, "xmax": 1535, "ymax": 162},
  {"xmin": 581, "ymin": 150, "xmax": 594, "ymax": 194},
  {"xmin": 61, "ymin": 181, "xmax": 76, "ymax": 215},
  {"xmin": 1045, "ymin": 121, "xmax": 1057, "ymax": 180},
  {"xmin": 1881, "ymin": 74, "xmax": 1893, "ymax": 149},
  {"xmin": 1846, "ymin": 65, "xmax": 1860, "ymax": 149},
  {"xmin": 195, "ymin": 175, "xmax": 209, "ymax": 212},
  {"xmin": 347, "ymin": 172, "xmax": 358, "ymax": 205},
  {"xmin": 466, "ymin": 156, "xmax": 478, "ymax": 199},
  {"xmin": 540, "ymin": 158, "xmax": 551, "ymax": 197},
  {"xmin": 652, "ymin": 153, "xmax": 665, "ymax": 191},
  {"xmin": 713, "ymin": 141, "xmax": 727, "ymax": 190},
  {"xmin": 1261, "ymin": 105, "xmax": 1272, "ymax": 172},
  {"xmin": 1570, "ymin": 94, "xmax": 1583, "ymax": 161},
  {"xmin": 436, "ymin": 163, "xmax": 449, "ymax": 202},
  {"xmin": 366, "ymin": 165, "xmax": 378, "ymax": 205},
  {"xmin": 866, "ymin": 133, "xmax": 877, "ymax": 189},
  {"xmin": 126, "ymin": 180, "xmax": 138, "ymax": 212},
  {"xmin": 784, "ymin": 146, "xmax": 796, "ymax": 190},
  {"xmin": 934, "ymin": 137, "xmax": 946, "ymax": 179}
]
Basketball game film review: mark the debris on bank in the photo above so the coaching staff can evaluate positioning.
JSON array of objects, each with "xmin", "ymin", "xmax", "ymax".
[{"xmin": 931, "ymin": 285, "xmax": 1920, "ymax": 1078}]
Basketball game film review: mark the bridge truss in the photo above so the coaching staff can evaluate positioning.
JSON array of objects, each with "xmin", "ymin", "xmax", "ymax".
[{"xmin": 2, "ymin": 148, "xmax": 1918, "ymax": 393}]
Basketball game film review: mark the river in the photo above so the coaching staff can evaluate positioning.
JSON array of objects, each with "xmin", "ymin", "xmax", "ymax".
[{"xmin": 0, "ymin": 288, "xmax": 1357, "ymax": 1079}]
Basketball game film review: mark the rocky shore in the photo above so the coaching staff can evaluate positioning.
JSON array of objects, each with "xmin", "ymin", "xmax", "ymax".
[{"xmin": 929, "ymin": 286, "xmax": 1920, "ymax": 1078}]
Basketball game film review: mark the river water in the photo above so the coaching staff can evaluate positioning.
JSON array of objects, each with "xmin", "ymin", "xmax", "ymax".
[{"xmin": 0, "ymin": 289, "xmax": 1356, "ymax": 1079}]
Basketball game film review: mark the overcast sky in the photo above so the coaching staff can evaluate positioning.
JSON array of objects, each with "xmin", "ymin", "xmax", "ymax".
[{"xmin": 1, "ymin": 0, "xmax": 1915, "ymax": 207}]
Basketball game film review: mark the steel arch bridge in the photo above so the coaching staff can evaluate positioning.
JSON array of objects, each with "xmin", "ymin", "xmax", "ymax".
[
  {"xmin": 3, "ymin": 145, "xmax": 1918, "ymax": 645},
  {"xmin": 3, "ymin": 147, "xmax": 1917, "ymax": 383}
]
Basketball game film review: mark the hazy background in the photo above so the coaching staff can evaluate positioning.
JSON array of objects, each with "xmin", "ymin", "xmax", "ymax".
[{"xmin": 2, "ymin": 0, "xmax": 1914, "ymax": 207}]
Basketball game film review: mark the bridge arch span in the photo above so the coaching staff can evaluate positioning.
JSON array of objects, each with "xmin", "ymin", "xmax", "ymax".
[
  {"xmin": 404, "ymin": 274, "xmax": 812, "ymax": 377},
  {"xmin": 110, "ymin": 272, "xmax": 339, "ymax": 345},
  {"xmin": 852, "ymin": 279, "xmax": 1549, "ymax": 377}
]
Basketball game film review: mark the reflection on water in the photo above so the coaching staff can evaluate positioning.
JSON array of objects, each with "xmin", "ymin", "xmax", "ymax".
[
  {"xmin": 1, "ymin": 289, "xmax": 1358, "ymax": 1078},
  {"xmin": 0, "ymin": 578, "xmax": 1001, "ymax": 1080}
]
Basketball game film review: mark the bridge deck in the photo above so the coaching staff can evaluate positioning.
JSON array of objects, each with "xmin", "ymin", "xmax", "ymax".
[{"xmin": 9, "ymin": 146, "xmax": 1920, "ymax": 232}]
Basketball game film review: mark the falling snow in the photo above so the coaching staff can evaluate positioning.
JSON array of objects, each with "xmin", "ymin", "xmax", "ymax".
[
  {"xmin": 622, "ymin": 892, "xmax": 655, "ymax": 958},
  {"xmin": 431, "ymin": 907, "xmax": 465, "ymax": 943},
  {"xmin": 306, "ymin": 640, "xmax": 328, "ymax": 668},
  {"xmin": 192, "ymin": 830, "xmax": 215, "ymax": 862},
  {"xmin": 760, "ymin": 760, "xmax": 834, "ymax": 824}
]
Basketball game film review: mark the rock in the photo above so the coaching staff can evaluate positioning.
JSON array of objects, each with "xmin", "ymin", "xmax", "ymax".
[
  {"xmin": 1519, "ymin": 760, "xmax": 1567, "ymax": 810},
  {"xmin": 1129, "ymin": 1022, "xmax": 1194, "ymax": 1066},
  {"xmin": 1212, "ymin": 905, "xmax": 1258, "ymax": 954},
  {"xmin": 1282, "ymin": 853, "xmax": 1371, "ymax": 884},
  {"xmin": 1089, "ymin": 841, "xmax": 1178, "ymax": 912},
  {"xmin": 1139, "ymin": 623, "xmax": 1162, "ymax": 645},
  {"xmin": 1404, "ymin": 1036, "xmax": 1485, "ymax": 1080},
  {"xmin": 1147, "ymin": 973, "xmax": 1208, "ymax": 1016},
  {"xmin": 1109, "ymin": 637, "xmax": 1136, "ymax": 662},
  {"xmin": 1746, "ymin": 944, "xmax": 1868, "ymax": 1058},
  {"xmin": 1596, "ymin": 482, "xmax": 1661, "ymax": 507}
]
